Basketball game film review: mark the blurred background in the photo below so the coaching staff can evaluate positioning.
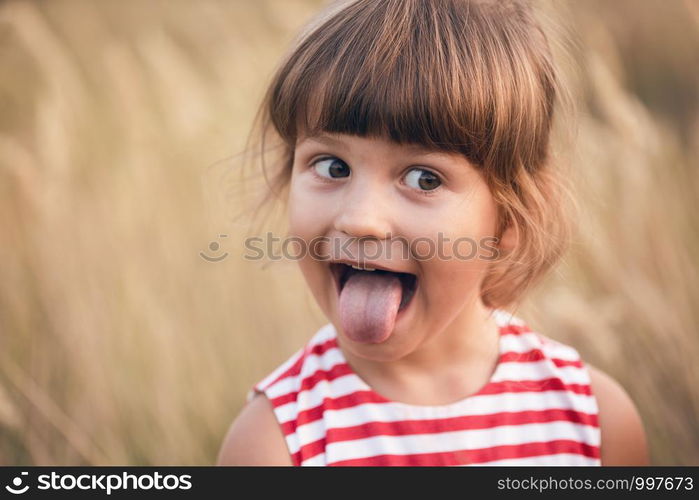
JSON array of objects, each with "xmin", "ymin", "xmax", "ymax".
[{"xmin": 0, "ymin": 0, "xmax": 697, "ymax": 465}]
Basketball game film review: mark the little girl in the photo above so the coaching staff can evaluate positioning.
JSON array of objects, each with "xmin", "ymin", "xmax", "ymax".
[{"xmin": 218, "ymin": 0, "xmax": 648, "ymax": 466}]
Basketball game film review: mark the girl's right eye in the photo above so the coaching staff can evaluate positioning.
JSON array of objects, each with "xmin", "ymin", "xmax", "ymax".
[{"xmin": 312, "ymin": 157, "xmax": 350, "ymax": 179}]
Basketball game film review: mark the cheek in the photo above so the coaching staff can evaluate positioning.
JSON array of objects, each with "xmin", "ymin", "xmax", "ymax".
[
  {"xmin": 414, "ymin": 191, "xmax": 499, "ymax": 307},
  {"xmin": 407, "ymin": 194, "xmax": 498, "ymax": 262},
  {"xmin": 422, "ymin": 257, "xmax": 486, "ymax": 311},
  {"xmin": 287, "ymin": 176, "xmax": 333, "ymax": 306},
  {"xmin": 287, "ymin": 176, "xmax": 321, "ymax": 239}
]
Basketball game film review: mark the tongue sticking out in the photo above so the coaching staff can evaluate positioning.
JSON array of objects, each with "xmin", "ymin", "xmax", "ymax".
[{"xmin": 338, "ymin": 272, "xmax": 403, "ymax": 344}]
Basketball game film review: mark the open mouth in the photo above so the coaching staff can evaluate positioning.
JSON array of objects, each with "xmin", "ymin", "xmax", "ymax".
[{"xmin": 330, "ymin": 262, "xmax": 418, "ymax": 311}]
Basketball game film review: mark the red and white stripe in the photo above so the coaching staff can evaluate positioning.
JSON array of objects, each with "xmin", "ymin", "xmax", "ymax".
[{"xmin": 248, "ymin": 309, "xmax": 601, "ymax": 466}]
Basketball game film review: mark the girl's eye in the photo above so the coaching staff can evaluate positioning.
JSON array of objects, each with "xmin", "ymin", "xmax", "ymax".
[
  {"xmin": 404, "ymin": 168, "xmax": 441, "ymax": 191},
  {"xmin": 312, "ymin": 157, "xmax": 350, "ymax": 179}
]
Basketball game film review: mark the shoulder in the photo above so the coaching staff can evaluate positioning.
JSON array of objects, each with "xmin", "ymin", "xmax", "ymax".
[
  {"xmin": 216, "ymin": 393, "xmax": 293, "ymax": 466},
  {"xmin": 217, "ymin": 325, "xmax": 337, "ymax": 466},
  {"xmin": 587, "ymin": 363, "xmax": 650, "ymax": 465},
  {"xmin": 507, "ymin": 313, "xmax": 650, "ymax": 465}
]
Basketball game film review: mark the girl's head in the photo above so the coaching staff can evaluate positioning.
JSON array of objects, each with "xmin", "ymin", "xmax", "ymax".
[{"xmin": 250, "ymin": 0, "xmax": 573, "ymax": 357}]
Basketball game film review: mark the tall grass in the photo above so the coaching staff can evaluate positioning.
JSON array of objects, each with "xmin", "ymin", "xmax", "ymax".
[{"xmin": 0, "ymin": 0, "xmax": 696, "ymax": 465}]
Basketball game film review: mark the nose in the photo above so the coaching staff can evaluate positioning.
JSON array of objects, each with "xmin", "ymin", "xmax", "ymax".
[{"xmin": 333, "ymin": 182, "xmax": 392, "ymax": 240}]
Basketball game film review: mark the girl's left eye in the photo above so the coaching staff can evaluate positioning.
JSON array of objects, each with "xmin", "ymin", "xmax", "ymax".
[
  {"xmin": 312, "ymin": 157, "xmax": 350, "ymax": 179},
  {"xmin": 404, "ymin": 168, "xmax": 442, "ymax": 191}
]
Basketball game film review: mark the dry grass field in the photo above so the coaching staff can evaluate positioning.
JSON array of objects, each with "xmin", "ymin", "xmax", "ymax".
[{"xmin": 0, "ymin": 0, "xmax": 697, "ymax": 465}]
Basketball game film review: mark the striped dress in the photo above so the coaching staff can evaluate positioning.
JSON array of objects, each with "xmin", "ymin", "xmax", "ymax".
[{"xmin": 247, "ymin": 309, "xmax": 601, "ymax": 466}]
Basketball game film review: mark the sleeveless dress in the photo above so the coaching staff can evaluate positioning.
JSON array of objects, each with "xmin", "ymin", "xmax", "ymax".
[{"xmin": 247, "ymin": 309, "xmax": 601, "ymax": 466}]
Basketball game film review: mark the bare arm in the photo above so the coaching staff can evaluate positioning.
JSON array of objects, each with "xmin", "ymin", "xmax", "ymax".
[
  {"xmin": 588, "ymin": 364, "xmax": 650, "ymax": 465},
  {"xmin": 216, "ymin": 393, "xmax": 294, "ymax": 466}
]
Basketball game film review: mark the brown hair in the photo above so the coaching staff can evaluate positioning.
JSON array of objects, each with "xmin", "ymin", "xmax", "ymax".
[{"xmin": 246, "ymin": 0, "xmax": 575, "ymax": 310}]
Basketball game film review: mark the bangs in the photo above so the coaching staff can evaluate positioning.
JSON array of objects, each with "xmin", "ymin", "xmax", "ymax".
[
  {"xmin": 293, "ymin": 54, "xmax": 476, "ymax": 156},
  {"xmin": 269, "ymin": 0, "xmax": 480, "ymax": 158},
  {"xmin": 266, "ymin": 0, "xmax": 557, "ymax": 171}
]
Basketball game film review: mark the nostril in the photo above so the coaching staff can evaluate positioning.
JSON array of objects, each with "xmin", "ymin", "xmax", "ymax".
[{"xmin": 333, "ymin": 207, "xmax": 392, "ymax": 241}]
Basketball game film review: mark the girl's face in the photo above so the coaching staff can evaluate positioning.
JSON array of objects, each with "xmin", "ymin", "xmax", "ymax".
[{"xmin": 289, "ymin": 132, "xmax": 503, "ymax": 362}]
